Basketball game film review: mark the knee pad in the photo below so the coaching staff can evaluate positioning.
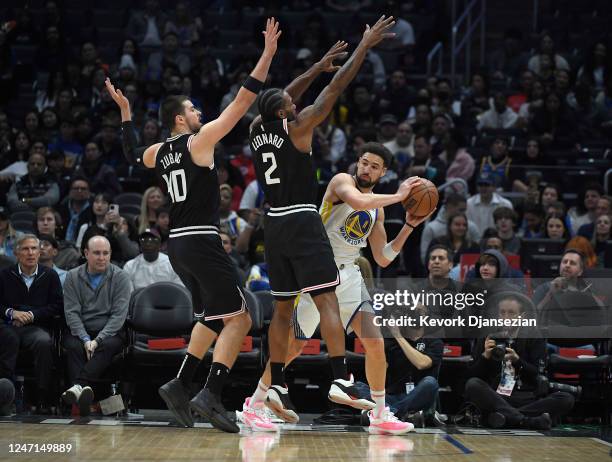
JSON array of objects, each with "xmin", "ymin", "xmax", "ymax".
[{"xmin": 199, "ymin": 318, "xmax": 224, "ymax": 335}]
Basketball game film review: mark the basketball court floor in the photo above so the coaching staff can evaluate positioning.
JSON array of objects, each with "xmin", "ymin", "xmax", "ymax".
[{"xmin": 1, "ymin": 413, "xmax": 611, "ymax": 461}]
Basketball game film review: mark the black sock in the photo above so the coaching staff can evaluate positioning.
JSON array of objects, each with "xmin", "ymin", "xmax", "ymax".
[
  {"xmin": 330, "ymin": 356, "xmax": 348, "ymax": 381},
  {"xmin": 270, "ymin": 362, "xmax": 285, "ymax": 386},
  {"xmin": 204, "ymin": 362, "xmax": 230, "ymax": 397},
  {"xmin": 177, "ymin": 353, "xmax": 201, "ymax": 387}
]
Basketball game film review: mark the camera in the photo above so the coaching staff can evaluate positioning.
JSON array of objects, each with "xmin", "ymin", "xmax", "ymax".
[
  {"xmin": 489, "ymin": 334, "xmax": 510, "ymax": 362},
  {"xmin": 535, "ymin": 375, "xmax": 582, "ymax": 398}
]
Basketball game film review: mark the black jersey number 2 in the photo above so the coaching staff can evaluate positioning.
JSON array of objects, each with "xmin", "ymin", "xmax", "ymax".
[
  {"xmin": 162, "ymin": 169, "xmax": 187, "ymax": 203},
  {"xmin": 262, "ymin": 152, "xmax": 280, "ymax": 185}
]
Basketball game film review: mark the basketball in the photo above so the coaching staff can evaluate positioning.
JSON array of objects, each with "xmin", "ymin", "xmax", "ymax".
[{"xmin": 402, "ymin": 179, "xmax": 439, "ymax": 217}]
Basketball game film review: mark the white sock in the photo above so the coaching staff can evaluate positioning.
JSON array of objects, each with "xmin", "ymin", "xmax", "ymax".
[
  {"xmin": 371, "ymin": 390, "xmax": 386, "ymax": 416},
  {"xmin": 251, "ymin": 380, "xmax": 268, "ymax": 404}
]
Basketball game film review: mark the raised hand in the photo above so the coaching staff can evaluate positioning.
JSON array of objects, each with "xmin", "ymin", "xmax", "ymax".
[
  {"xmin": 105, "ymin": 78, "xmax": 130, "ymax": 113},
  {"xmin": 397, "ymin": 176, "xmax": 423, "ymax": 201},
  {"xmin": 405, "ymin": 209, "xmax": 435, "ymax": 228},
  {"xmin": 361, "ymin": 15, "xmax": 396, "ymax": 49},
  {"xmin": 262, "ymin": 17, "xmax": 282, "ymax": 56},
  {"xmin": 316, "ymin": 40, "xmax": 349, "ymax": 73}
]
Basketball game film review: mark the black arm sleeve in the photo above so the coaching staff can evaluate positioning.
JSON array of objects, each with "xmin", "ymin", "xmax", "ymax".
[{"xmin": 121, "ymin": 121, "xmax": 146, "ymax": 166}]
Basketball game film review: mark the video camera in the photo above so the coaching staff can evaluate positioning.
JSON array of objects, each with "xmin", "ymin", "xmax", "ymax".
[{"xmin": 535, "ymin": 375, "xmax": 582, "ymax": 398}]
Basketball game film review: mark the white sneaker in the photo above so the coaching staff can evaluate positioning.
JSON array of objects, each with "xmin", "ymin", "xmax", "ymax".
[
  {"xmin": 368, "ymin": 407, "xmax": 414, "ymax": 435},
  {"xmin": 262, "ymin": 405, "xmax": 284, "ymax": 424},
  {"xmin": 328, "ymin": 375, "xmax": 375, "ymax": 410},
  {"xmin": 265, "ymin": 385, "xmax": 299, "ymax": 424},
  {"xmin": 236, "ymin": 398, "xmax": 278, "ymax": 432},
  {"xmin": 62, "ymin": 384, "xmax": 83, "ymax": 405},
  {"xmin": 62, "ymin": 384, "xmax": 94, "ymax": 416}
]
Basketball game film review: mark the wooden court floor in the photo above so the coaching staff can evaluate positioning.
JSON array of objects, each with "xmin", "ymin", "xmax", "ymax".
[{"xmin": 1, "ymin": 422, "xmax": 611, "ymax": 462}]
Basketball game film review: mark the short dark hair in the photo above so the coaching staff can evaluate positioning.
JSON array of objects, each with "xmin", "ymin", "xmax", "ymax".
[
  {"xmin": 257, "ymin": 88, "xmax": 285, "ymax": 123},
  {"xmin": 428, "ymin": 244, "xmax": 454, "ymax": 262},
  {"xmin": 414, "ymin": 134, "xmax": 430, "ymax": 145},
  {"xmin": 562, "ymin": 248, "xmax": 585, "ymax": 269},
  {"xmin": 445, "ymin": 192, "xmax": 466, "ymax": 207},
  {"xmin": 161, "ymin": 95, "xmax": 190, "ymax": 129},
  {"xmin": 493, "ymin": 206, "xmax": 517, "ymax": 223},
  {"xmin": 358, "ymin": 142, "xmax": 392, "ymax": 168},
  {"xmin": 523, "ymin": 202, "xmax": 544, "ymax": 217}
]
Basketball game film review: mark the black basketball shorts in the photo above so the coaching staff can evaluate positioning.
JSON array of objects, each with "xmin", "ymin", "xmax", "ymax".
[
  {"xmin": 264, "ymin": 209, "xmax": 339, "ymax": 300},
  {"xmin": 167, "ymin": 229, "xmax": 246, "ymax": 321}
]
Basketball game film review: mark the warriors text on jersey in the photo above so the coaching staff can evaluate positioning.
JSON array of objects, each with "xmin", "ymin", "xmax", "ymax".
[
  {"xmin": 250, "ymin": 118, "xmax": 318, "ymax": 209},
  {"xmin": 320, "ymin": 194, "xmax": 378, "ymax": 265},
  {"xmin": 155, "ymin": 133, "xmax": 220, "ymax": 232}
]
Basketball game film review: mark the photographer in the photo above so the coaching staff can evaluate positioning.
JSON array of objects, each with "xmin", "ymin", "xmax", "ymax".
[{"xmin": 464, "ymin": 292, "xmax": 575, "ymax": 429}]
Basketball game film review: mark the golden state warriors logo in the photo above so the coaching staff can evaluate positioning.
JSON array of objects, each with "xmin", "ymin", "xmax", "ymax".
[{"xmin": 340, "ymin": 210, "xmax": 374, "ymax": 246}]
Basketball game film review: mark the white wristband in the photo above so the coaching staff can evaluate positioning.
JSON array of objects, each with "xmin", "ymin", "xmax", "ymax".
[{"xmin": 382, "ymin": 242, "xmax": 400, "ymax": 261}]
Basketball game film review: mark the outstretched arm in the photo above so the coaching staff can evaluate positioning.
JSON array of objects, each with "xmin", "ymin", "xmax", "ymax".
[
  {"xmin": 293, "ymin": 15, "xmax": 395, "ymax": 133},
  {"xmin": 285, "ymin": 41, "xmax": 348, "ymax": 103},
  {"xmin": 190, "ymin": 18, "xmax": 281, "ymax": 165},
  {"xmin": 332, "ymin": 173, "xmax": 420, "ymax": 211}
]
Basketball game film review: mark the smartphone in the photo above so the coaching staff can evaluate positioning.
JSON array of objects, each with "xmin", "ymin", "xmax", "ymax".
[{"xmin": 109, "ymin": 204, "xmax": 120, "ymax": 215}]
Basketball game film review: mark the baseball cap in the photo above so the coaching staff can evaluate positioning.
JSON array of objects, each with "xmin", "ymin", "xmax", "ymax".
[
  {"xmin": 139, "ymin": 228, "xmax": 161, "ymax": 239},
  {"xmin": 476, "ymin": 174, "xmax": 494, "ymax": 186},
  {"xmin": 379, "ymin": 114, "xmax": 398, "ymax": 125},
  {"xmin": 38, "ymin": 234, "xmax": 59, "ymax": 249}
]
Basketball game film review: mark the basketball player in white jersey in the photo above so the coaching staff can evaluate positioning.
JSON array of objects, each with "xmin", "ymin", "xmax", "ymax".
[{"xmin": 238, "ymin": 142, "xmax": 433, "ymax": 434}]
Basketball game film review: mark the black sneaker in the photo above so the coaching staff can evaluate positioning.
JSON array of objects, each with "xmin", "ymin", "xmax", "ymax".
[
  {"xmin": 265, "ymin": 385, "xmax": 299, "ymax": 423},
  {"xmin": 402, "ymin": 410, "xmax": 425, "ymax": 428},
  {"xmin": 159, "ymin": 378, "xmax": 194, "ymax": 428},
  {"xmin": 487, "ymin": 411, "xmax": 506, "ymax": 429},
  {"xmin": 328, "ymin": 376, "xmax": 375, "ymax": 411},
  {"xmin": 190, "ymin": 388, "xmax": 239, "ymax": 433},
  {"xmin": 360, "ymin": 410, "xmax": 370, "ymax": 426}
]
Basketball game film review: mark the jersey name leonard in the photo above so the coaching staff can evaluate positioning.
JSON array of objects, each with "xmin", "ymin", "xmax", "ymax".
[{"xmin": 339, "ymin": 210, "xmax": 374, "ymax": 246}]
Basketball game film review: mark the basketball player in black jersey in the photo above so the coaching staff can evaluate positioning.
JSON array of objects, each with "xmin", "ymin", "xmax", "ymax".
[
  {"xmin": 248, "ymin": 15, "xmax": 397, "ymax": 421},
  {"xmin": 105, "ymin": 18, "xmax": 281, "ymax": 433}
]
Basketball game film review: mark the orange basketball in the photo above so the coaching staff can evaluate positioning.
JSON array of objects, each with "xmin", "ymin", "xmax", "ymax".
[{"xmin": 402, "ymin": 179, "xmax": 439, "ymax": 217}]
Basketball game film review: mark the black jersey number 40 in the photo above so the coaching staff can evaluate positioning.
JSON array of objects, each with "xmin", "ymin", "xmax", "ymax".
[
  {"xmin": 162, "ymin": 169, "xmax": 187, "ymax": 203},
  {"xmin": 262, "ymin": 152, "xmax": 280, "ymax": 185}
]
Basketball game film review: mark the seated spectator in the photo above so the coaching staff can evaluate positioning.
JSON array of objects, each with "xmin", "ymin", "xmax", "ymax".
[
  {"xmin": 464, "ymin": 292, "xmax": 574, "ymax": 429},
  {"xmin": 467, "ymin": 174, "xmax": 514, "ymax": 236},
  {"xmin": 442, "ymin": 131, "xmax": 475, "ymax": 194},
  {"xmin": 379, "ymin": 70, "xmax": 414, "ymax": 120},
  {"xmin": 383, "ymin": 121, "xmax": 414, "ymax": 172},
  {"xmin": 219, "ymin": 231, "xmax": 246, "ymax": 271},
  {"xmin": 533, "ymin": 249, "xmax": 606, "ymax": 340},
  {"xmin": 577, "ymin": 195, "xmax": 612, "ymax": 239},
  {"xmin": 464, "ymin": 249, "xmax": 519, "ymax": 294},
  {"xmin": 461, "ymin": 72, "xmax": 491, "ymax": 125},
  {"xmin": 355, "ymin": 303, "xmax": 442, "ymax": 423},
  {"xmin": 477, "ymin": 91, "xmax": 518, "ymax": 130},
  {"xmin": 164, "ymin": 1, "xmax": 201, "ymax": 47},
  {"xmin": 528, "ymin": 32, "xmax": 570, "ymax": 75},
  {"xmin": 529, "ymin": 92, "xmax": 577, "ymax": 149},
  {"xmin": 405, "ymin": 135, "xmax": 446, "ymax": 186},
  {"xmin": 493, "ymin": 207, "xmax": 520, "ymax": 255},
  {"xmin": 122, "ymin": 228, "xmax": 182, "ymax": 290},
  {"xmin": 518, "ymin": 202, "xmax": 544, "ymax": 238},
  {"xmin": 75, "ymin": 193, "xmax": 111, "ymax": 250},
  {"xmin": 429, "ymin": 114, "xmax": 452, "ymax": 158},
  {"xmin": 126, "ymin": 0, "xmax": 167, "ymax": 47},
  {"xmin": 591, "ymin": 214, "xmax": 611, "ymax": 261},
  {"xmin": 7, "ymin": 153, "xmax": 59, "ymax": 213},
  {"xmin": 73, "ymin": 142, "xmax": 122, "ymax": 197},
  {"xmin": 313, "ymin": 114, "xmax": 348, "ymax": 173},
  {"xmin": 507, "ymin": 69, "xmax": 534, "ymax": 113},
  {"xmin": 430, "ymin": 212, "xmax": 480, "ymax": 266},
  {"xmin": 35, "ymin": 207, "xmax": 80, "ymax": 270},
  {"xmin": 0, "ymin": 378, "xmax": 14, "ymax": 416},
  {"xmin": 0, "ymin": 207, "xmax": 21, "ymax": 260},
  {"xmin": 542, "ymin": 213, "xmax": 570, "ymax": 241},
  {"xmin": 61, "ymin": 236, "xmax": 131, "ymax": 415},
  {"xmin": 568, "ymin": 182, "xmax": 603, "ymax": 233},
  {"xmin": 565, "ymin": 236, "xmax": 598, "ymax": 269},
  {"xmin": 0, "ymin": 234, "xmax": 63, "ymax": 412},
  {"xmin": 478, "ymin": 137, "xmax": 512, "ymax": 190},
  {"xmin": 219, "ymin": 184, "xmax": 247, "ymax": 240},
  {"xmin": 577, "ymin": 41, "xmax": 610, "ymax": 92},
  {"xmin": 38, "ymin": 234, "xmax": 68, "ymax": 286},
  {"xmin": 418, "ymin": 245, "xmax": 460, "ymax": 322},
  {"xmin": 45, "ymin": 150, "xmax": 70, "ymax": 198},
  {"xmin": 246, "ymin": 262, "xmax": 271, "ymax": 292},
  {"xmin": 511, "ymin": 138, "xmax": 545, "ymax": 193},
  {"xmin": 148, "ymin": 32, "xmax": 190, "ymax": 77},
  {"xmin": 136, "ymin": 186, "xmax": 165, "ymax": 234},
  {"xmin": 57, "ymin": 177, "xmax": 93, "ymax": 244},
  {"xmin": 47, "ymin": 117, "xmax": 83, "ymax": 169},
  {"xmin": 540, "ymin": 183, "xmax": 563, "ymax": 209},
  {"xmin": 420, "ymin": 193, "xmax": 480, "ymax": 263},
  {"xmin": 517, "ymin": 79, "xmax": 546, "ymax": 129},
  {"xmin": 488, "ymin": 28, "xmax": 528, "ymax": 83}
]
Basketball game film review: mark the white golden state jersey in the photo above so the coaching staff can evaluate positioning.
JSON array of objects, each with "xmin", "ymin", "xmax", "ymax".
[{"xmin": 319, "ymin": 197, "xmax": 378, "ymax": 265}]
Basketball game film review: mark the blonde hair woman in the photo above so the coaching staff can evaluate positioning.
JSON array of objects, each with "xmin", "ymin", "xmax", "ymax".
[{"xmin": 137, "ymin": 186, "xmax": 165, "ymax": 234}]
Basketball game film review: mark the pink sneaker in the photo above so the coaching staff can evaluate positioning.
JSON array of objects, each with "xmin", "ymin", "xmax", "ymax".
[
  {"xmin": 367, "ymin": 407, "xmax": 414, "ymax": 435},
  {"xmin": 236, "ymin": 398, "xmax": 279, "ymax": 432}
]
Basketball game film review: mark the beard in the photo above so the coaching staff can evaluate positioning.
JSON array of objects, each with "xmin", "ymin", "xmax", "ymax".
[{"xmin": 355, "ymin": 175, "xmax": 377, "ymax": 189}]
